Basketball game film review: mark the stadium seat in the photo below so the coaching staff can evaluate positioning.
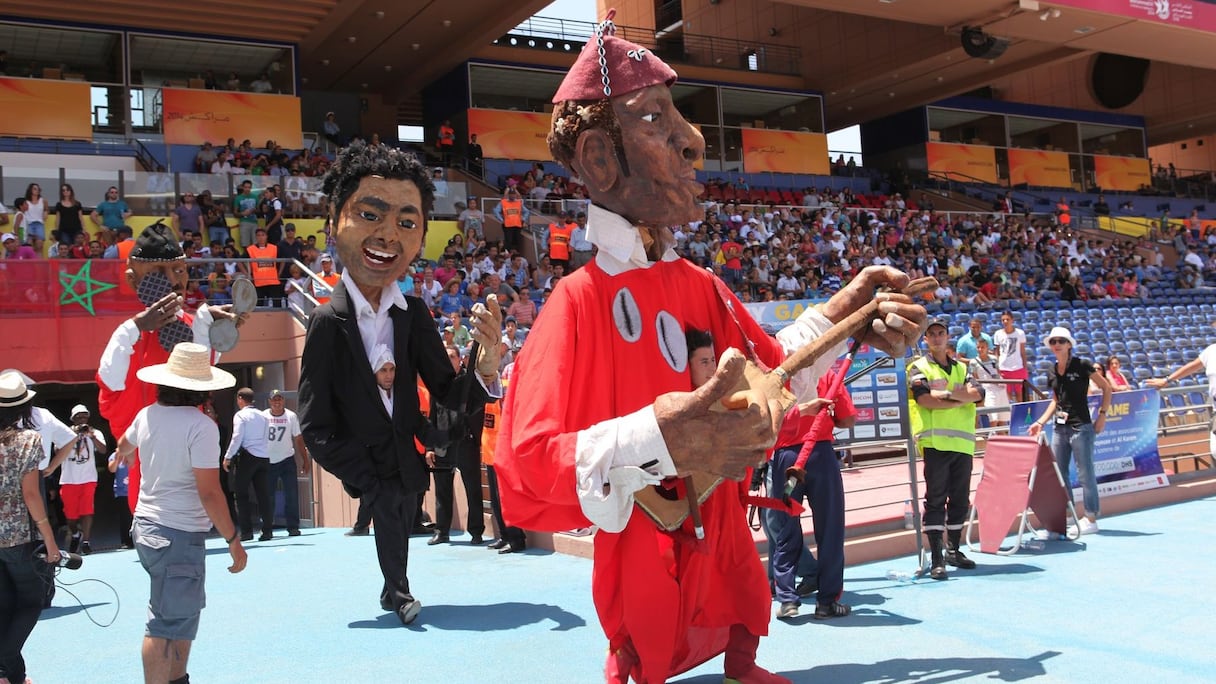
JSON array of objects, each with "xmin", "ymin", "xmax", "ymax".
[
  {"xmin": 1140, "ymin": 338, "xmax": 1156, "ymax": 351},
  {"xmin": 1148, "ymin": 351, "xmax": 1166, "ymax": 365},
  {"xmin": 1074, "ymin": 331, "xmax": 1091, "ymax": 343},
  {"xmin": 1132, "ymin": 352, "xmax": 1149, "ymax": 366},
  {"xmin": 1133, "ymin": 367, "xmax": 1154, "ymax": 382},
  {"xmin": 1126, "ymin": 340, "xmax": 1144, "ymax": 352},
  {"xmin": 1092, "ymin": 342, "xmax": 1109, "ymax": 356},
  {"xmin": 1110, "ymin": 341, "xmax": 1127, "ymax": 354}
]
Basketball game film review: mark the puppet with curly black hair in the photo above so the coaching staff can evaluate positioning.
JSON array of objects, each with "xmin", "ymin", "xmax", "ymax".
[{"xmin": 299, "ymin": 141, "xmax": 502, "ymax": 626}]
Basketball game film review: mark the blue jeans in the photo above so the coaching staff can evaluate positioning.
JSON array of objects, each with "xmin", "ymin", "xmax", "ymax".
[
  {"xmin": 0, "ymin": 542, "xmax": 50, "ymax": 683},
  {"xmin": 762, "ymin": 447, "xmax": 821, "ymax": 604},
  {"xmin": 1052, "ymin": 422, "xmax": 1100, "ymax": 518},
  {"xmin": 269, "ymin": 459, "xmax": 300, "ymax": 531}
]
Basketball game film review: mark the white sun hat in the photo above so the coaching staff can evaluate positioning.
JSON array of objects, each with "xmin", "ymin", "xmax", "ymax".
[{"xmin": 1044, "ymin": 326, "xmax": 1076, "ymax": 349}]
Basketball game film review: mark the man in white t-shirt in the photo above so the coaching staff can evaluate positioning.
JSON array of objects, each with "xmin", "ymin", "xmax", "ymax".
[
  {"xmin": 262, "ymin": 389, "xmax": 310, "ymax": 536},
  {"xmin": 1148, "ymin": 342, "xmax": 1216, "ymax": 455},
  {"xmin": 992, "ymin": 310, "xmax": 1028, "ymax": 401},
  {"xmin": 44, "ymin": 405, "xmax": 107, "ymax": 554}
]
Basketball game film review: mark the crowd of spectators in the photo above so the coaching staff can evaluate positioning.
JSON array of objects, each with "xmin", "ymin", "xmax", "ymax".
[{"xmin": 194, "ymin": 138, "xmax": 331, "ymax": 178}]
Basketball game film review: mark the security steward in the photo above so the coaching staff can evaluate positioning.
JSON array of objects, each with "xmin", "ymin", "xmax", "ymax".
[
  {"xmin": 547, "ymin": 210, "xmax": 575, "ymax": 272},
  {"xmin": 495, "ymin": 187, "xmax": 528, "ymax": 255},
  {"xmin": 244, "ymin": 227, "xmax": 281, "ymax": 307},
  {"xmin": 908, "ymin": 318, "xmax": 984, "ymax": 580}
]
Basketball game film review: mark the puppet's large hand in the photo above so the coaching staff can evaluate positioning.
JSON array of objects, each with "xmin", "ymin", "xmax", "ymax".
[
  {"xmin": 133, "ymin": 293, "xmax": 183, "ymax": 332},
  {"xmin": 819, "ymin": 266, "xmax": 928, "ymax": 356},
  {"xmin": 654, "ymin": 348, "xmax": 783, "ymax": 481},
  {"xmin": 472, "ymin": 294, "xmax": 504, "ymax": 378}
]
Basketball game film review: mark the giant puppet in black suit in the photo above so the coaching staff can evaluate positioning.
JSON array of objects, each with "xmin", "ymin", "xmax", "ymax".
[{"xmin": 298, "ymin": 141, "xmax": 502, "ymax": 626}]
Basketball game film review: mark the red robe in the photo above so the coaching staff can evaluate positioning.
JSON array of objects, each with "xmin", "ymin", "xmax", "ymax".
[
  {"xmin": 496, "ymin": 258, "xmax": 784, "ymax": 682},
  {"xmin": 97, "ymin": 330, "xmax": 169, "ymax": 512}
]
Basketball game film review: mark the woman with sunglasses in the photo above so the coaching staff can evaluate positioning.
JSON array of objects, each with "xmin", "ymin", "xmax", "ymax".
[
  {"xmin": 1027, "ymin": 327, "xmax": 1112, "ymax": 535},
  {"xmin": 51, "ymin": 184, "xmax": 86, "ymax": 248}
]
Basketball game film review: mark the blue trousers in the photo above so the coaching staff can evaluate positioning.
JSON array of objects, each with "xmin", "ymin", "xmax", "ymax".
[
  {"xmin": 764, "ymin": 441, "xmax": 846, "ymax": 605},
  {"xmin": 268, "ymin": 458, "xmax": 300, "ymax": 531}
]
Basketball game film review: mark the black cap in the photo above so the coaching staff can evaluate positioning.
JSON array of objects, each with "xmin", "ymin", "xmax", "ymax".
[
  {"xmin": 130, "ymin": 222, "xmax": 184, "ymax": 261},
  {"xmin": 925, "ymin": 317, "xmax": 948, "ymax": 332}
]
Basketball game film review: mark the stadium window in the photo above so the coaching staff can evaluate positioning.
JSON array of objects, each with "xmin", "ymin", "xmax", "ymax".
[{"xmin": 745, "ymin": 50, "xmax": 759, "ymax": 71}]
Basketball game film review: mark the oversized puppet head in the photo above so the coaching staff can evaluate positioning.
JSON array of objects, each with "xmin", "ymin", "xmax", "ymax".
[
  {"xmin": 548, "ymin": 10, "xmax": 705, "ymax": 229},
  {"xmin": 321, "ymin": 140, "xmax": 436, "ymax": 292},
  {"xmin": 126, "ymin": 222, "xmax": 188, "ymax": 294}
]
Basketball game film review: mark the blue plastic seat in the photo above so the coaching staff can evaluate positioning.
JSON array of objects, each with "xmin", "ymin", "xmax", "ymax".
[
  {"xmin": 1133, "ymin": 367, "xmax": 1154, "ymax": 382},
  {"xmin": 1092, "ymin": 342, "xmax": 1109, "ymax": 356},
  {"xmin": 1131, "ymin": 352, "xmax": 1150, "ymax": 366},
  {"xmin": 1110, "ymin": 341, "xmax": 1127, "ymax": 354},
  {"xmin": 1126, "ymin": 340, "xmax": 1144, "ymax": 352},
  {"xmin": 1140, "ymin": 338, "xmax": 1156, "ymax": 351}
]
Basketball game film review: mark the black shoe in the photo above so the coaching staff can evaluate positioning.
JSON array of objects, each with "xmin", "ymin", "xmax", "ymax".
[
  {"xmin": 776, "ymin": 601, "xmax": 799, "ymax": 619},
  {"xmin": 469, "ymin": 534, "xmax": 485, "ymax": 545},
  {"xmin": 258, "ymin": 532, "xmax": 273, "ymax": 542},
  {"xmin": 498, "ymin": 542, "xmax": 525, "ymax": 554},
  {"xmin": 930, "ymin": 562, "xmax": 948, "ymax": 580},
  {"xmin": 427, "ymin": 532, "xmax": 449, "ymax": 546},
  {"xmin": 288, "ymin": 529, "xmax": 301, "ymax": 537},
  {"xmin": 380, "ymin": 597, "xmax": 394, "ymax": 611},
  {"xmin": 80, "ymin": 541, "xmax": 92, "ymax": 555},
  {"xmin": 239, "ymin": 534, "xmax": 254, "ymax": 542},
  {"xmin": 410, "ymin": 524, "xmax": 432, "ymax": 535},
  {"xmin": 945, "ymin": 549, "xmax": 976, "ymax": 569},
  {"xmin": 795, "ymin": 576, "xmax": 818, "ymax": 598},
  {"xmin": 69, "ymin": 534, "xmax": 81, "ymax": 554},
  {"xmin": 488, "ymin": 539, "xmax": 508, "ymax": 550},
  {"xmin": 813, "ymin": 602, "xmax": 851, "ymax": 620},
  {"xmin": 396, "ymin": 596, "xmax": 422, "ymax": 625},
  {"xmin": 345, "ymin": 526, "xmax": 370, "ymax": 537}
]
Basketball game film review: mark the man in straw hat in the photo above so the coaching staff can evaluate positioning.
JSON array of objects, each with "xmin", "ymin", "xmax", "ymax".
[
  {"xmin": 115, "ymin": 342, "xmax": 245, "ymax": 684},
  {"xmin": 97, "ymin": 222, "xmax": 249, "ymax": 517},
  {"xmin": 493, "ymin": 10, "xmax": 927, "ymax": 683},
  {"xmin": 298, "ymin": 141, "xmax": 503, "ymax": 626}
]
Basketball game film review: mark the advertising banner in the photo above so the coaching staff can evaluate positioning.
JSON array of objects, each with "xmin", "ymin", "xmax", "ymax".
[
  {"xmin": 0, "ymin": 77, "xmax": 92, "ymax": 140},
  {"xmin": 1008, "ymin": 149, "xmax": 1073, "ymax": 188},
  {"xmin": 1051, "ymin": 0, "xmax": 1216, "ymax": 32},
  {"xmin": 741, "ymin": 129, "xmax": 830, "ymax": 174},
  {"xmin": 926, "ymin": 142, "xmax": 998, "ymax": 184},
  {"xmin": 1008, "ymin": 388, "xmax": 1169, "ymax": 497},
  {"xmin": 467, "ymin": 109, "xmax": 553, "ymax": 161},
  {"xmin": 162, "ymin": 89, "xmax": 303, "ymax": 147},
  {"xmin": 743, "ymin": 299, "xmax": 908, "ymax": 441},
  {"xmin": 1094, "ymin": 155, "xmax": 1151, "ymax": 192}
]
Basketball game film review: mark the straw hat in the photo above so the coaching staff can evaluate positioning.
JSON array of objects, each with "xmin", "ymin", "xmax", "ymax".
[
  {"xmin": 0, "ymin": 370, "xmax": 36, "ymax": 407},
  {"xmin": 136, "ymin": 343, "xmax": 236, "ymax": 391}
]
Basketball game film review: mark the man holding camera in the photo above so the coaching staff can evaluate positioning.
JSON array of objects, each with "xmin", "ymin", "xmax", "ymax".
[{"xmin": 44, "ymin": 405, "xmax": 107, "ymax": 555}]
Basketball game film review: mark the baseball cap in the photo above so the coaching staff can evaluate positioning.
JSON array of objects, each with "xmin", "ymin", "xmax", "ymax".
[
  {"xmin": 1, "ymin": 233, "xmax": 16, "ymax": 243},
  {"xmin": 925, "ymin": 317, "xmax": 949, "ymax": 332},
  {"xmin": 71, "ymin": 404, "xmax": 89, "ymax": 417},
  {"xmin": 269, "ymin": 389, "xmax": 284, "ymax": 399},
  {"xmin": 320, "ymin": 253, "xmax": 333, "ymax": 262}
]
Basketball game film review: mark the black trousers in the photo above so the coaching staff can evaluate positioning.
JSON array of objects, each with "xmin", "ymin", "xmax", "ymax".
[
  {"xmin": 354, "ymin": 496, "xmax": 373, "ymax": 529},
  {"xmin": 0, "ymin": 542, "xmax": 48, "ymax": 683},
  {"xmin": 115, "ymin": 498, "xmax": 133, "ymax": 547},
  {"xmin": 485, "ymin": 465, "xmax": 526, "ymax": 546},
  {"xmin": 255, "ymin": 283, "xmax": 285, "ymax": 307},
  {"xmin": 503, "ymin": 227, "xmax": 523, "ymax": 255},
  {"xmin": 368, "ymin": 482, "xmax": 420, "ymax": 610},
  {"xmin": 921, "ymin": 446, "xmax": 973, "ymax": 535},
  {"xmin": 232, "ymin": 451, "xmax": 273, "ymax": 537},
  {"xmin": 431, "ymin": 439, "xmax": 484, "ymax": 537}
]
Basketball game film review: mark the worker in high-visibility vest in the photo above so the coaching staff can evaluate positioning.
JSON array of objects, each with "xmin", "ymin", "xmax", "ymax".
[
  {"xmin": 313, "ymin": 254, "xmax": 340, "ymax": 305},
  {"xmin": 907, "ymin": 317, "xmax": 984, "ymax": 580},
  {"xmin": 437, "ymin": 119, "xmax": 455, "ymax": 166},
  {"xmin": 1056, "ymin": 197, "xmax": 1070, "ymax": 228},
  {"xmin": 547, "ymin": 211, "xmax": 575, "ymax": 271},
  {"xmin": 244, "ymin": 227, "xmax": 281, "ymax": 306},
  {"xmin": 493, "ymin": 186, "xmax": 530, "ymax": 255}
]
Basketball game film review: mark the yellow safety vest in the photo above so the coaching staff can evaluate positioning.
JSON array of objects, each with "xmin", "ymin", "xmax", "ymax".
[{"xmin": 908, "ymin": 354, "xmax": 977, "ymax": 456}]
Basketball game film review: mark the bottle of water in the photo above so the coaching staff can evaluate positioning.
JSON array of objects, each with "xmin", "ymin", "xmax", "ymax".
[
  {"xmin": 1023, "ymin": 539, "xmax": 1045, "ymax": 551},
  {"xmin": 903, "ymin": 500, "xmax": 914, "ymax": 530},
  {"xmin": 886, "ymin": 569, "xmax": 914, "ymax": 583}
]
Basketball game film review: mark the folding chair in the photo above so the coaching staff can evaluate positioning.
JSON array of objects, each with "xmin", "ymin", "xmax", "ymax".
[{"xmin": 965, "ymin": 435, "xmax": 1080, "ymax": 555}]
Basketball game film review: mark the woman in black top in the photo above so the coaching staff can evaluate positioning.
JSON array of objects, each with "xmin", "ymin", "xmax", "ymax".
[
  {"xmin": 1027, "ymin": 326, "xmax": 1111, "ymax": 535},
  {"xmin": 51, "ymin": 184, "xmax": 86, "ymax": 247}
]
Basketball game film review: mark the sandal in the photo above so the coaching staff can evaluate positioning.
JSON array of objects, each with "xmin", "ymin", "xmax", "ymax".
[{"xmin": 813, "ymin": 601, "xmax": 851, "ymax": 620}]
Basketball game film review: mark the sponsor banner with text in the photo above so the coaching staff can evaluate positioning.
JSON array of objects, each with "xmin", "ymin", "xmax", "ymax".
[
  {"xmin": 1009, "ymin": 388, "xmax": 1168, "ymax": 497},
  {"xmin": 1094, "ymin": 155, "xmax": 1151, "ymax": 192},
  {"xmin": 741, "ymin": 129, "xmax": 830, "ymax": 175},
  {"xmin": 926, "ymin": 142, "xmax": 998, "ymax": 184},
  {"xmin": 0, "ymin": 77, "xmax": 92, "ymax": 140},
  {"xmin": 1008, "ymin": 149, "xmax": 1072, "ymax": 188},
  {"xmin": 162, "ymin": 89, "xmax": 302, "ymax": 147},
  {"xmin": 467, "ymin": 109, "xmax": 552, "ymax": 161},
  {"xmin": 1052, "ymin": 0, "xmax": 1216, "ymax": 32}
]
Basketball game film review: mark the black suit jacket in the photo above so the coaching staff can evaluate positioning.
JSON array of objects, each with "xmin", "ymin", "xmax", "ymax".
[{"xmin": 298, "ymin": 280, "xmax": 485, "ymax": 497}]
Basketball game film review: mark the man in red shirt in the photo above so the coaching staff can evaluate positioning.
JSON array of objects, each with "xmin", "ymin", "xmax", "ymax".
[{"xmin": 720, "ymin": 231, "xmax": 744, "ymax": 287}]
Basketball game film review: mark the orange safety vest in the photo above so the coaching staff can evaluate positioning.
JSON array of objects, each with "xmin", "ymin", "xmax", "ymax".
[
  {"xmin": 415, "ymin": 381, "xmax": 430, "ymax": 453},
  {"xmin": 314, "ymin": 272, "xmax": 340, "ymax": 304},
  {"xmin": 117, "ymin": 239, "xmax": 137, "ymax": 295},
  {"xmin": 246, "ymin": 244, "xmax": 279, "ymax": 287},
  {"xmin": 501, "ymin": 199, "xmax": 523, "ymax": 229},
  {"xmin": 548, "ymin": 222, "xmax": 573, "ymax": 261},
  {"xmin": 438, "ymin": 125, "xmax": 455, "ymax": 148},
  {"xmin": 481, "ymin": 399, "xmax": 500, "ymax": 466},
  {"xmin": 1057, "ymin": 203, "xmax": 1070, "ymax": 226}
]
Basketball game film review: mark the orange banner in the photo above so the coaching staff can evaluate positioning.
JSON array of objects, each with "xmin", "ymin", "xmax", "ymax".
[
  {"xmin": 926, "ymin": 143, "xmax": 998, "ymax": 184},
  {"xmin": 0, "ymin": 77, "xmax": 92, "ymax": 140},
  {"xmin": 741, "ymin": 129, "xmax": 829, "ymax": 174},
  {"xmin": 468, "ymin": 109, "xmax": 552, "ymax": 160},
  {"xmin": 1008, "ymin": 149, "xmax": 1072, "ymax": 188},
  {"xmin": 163, "ymin": 89, "xmax": 302, "ymax": 147},
  {"xmin": 1094, "ymin": 156, "xmax": 1151, "ymax": 192}
]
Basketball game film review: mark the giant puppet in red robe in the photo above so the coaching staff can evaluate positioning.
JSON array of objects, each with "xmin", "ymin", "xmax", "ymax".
[
  {"xmin": 97, "ymin": 223, "xmax": 243, "ymax": 512},
  {"xmin": 494, "ymin": 11, "xmax": 929, "ymax": 684}
]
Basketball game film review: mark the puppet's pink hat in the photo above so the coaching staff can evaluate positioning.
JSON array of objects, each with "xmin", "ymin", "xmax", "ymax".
[{"xmin": 551, "ymin": 9, "xmax": 677, "ymax": 103}]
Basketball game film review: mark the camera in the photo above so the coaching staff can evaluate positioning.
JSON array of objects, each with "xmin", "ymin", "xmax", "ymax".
[{"xmin": 74, "ymin": 423, "xmax": 91, "ymax": 433}]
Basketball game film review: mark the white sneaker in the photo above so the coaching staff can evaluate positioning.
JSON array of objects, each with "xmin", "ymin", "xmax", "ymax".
[
  {"xmin": 1078, "ymin": 518, "xmax": 1099, "ymax": 535},
  {"xmin": 1034, "ymin": 529, "xmax": 1051, "ymax": 541}
]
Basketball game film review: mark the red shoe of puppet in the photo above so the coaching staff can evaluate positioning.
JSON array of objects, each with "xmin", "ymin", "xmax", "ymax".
[{"xmin": 722, "ymin": 624, "xmax": 791, "ymax": 684}]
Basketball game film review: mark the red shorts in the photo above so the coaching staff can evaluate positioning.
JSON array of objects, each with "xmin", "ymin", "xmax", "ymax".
[
  {"xmin": 999, "ymin": 368, "xmax": 1028, "ymax": 381},
  {"xmin": 60, "ymin": 482, "xmax": 97, "ymax": 519}
]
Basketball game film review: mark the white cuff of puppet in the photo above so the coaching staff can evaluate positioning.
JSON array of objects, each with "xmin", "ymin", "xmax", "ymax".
[
  {"xmin": 192, "ymin": 304, "xmax": 216, "ymax": 347},
  {"xmin": 574, "ymin": 404, "xmax": 677, "ymax": 533},
  {"xmin": 775, "ymin": 306, "xmax": 844, "ymax": 402},
  {"xmin": 474, "ymin": 372, "xmax": 504, "ymax": 400},
  {"xmin": 98, "ymin": 319, "xmax": 142, "ymax": 391}
]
